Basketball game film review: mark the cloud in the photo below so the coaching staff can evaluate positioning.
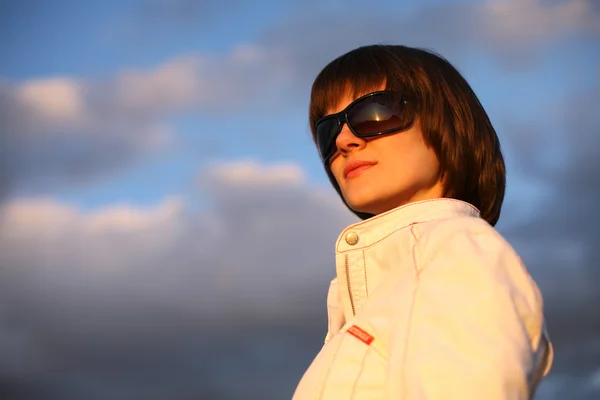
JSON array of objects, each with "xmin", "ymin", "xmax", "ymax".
[
  {"xmin": 0, "ymin": 43, "xmax": 298, "ymax": 201},
  {"xmin": 0, "ymin": 161, "xmax": 356, "ymax": 398},
  {"xmin": 257, "ymin": 0, "xmax": 600, "ymax": 80},
  {"xmin": 203, "ymin": 159, "xmax": 306, "ymax": 187},
  {"xmin": 138, "ymin": 0, "xmax": 600, "ymax": 53},
  {"xmin": 497, "ymin": 79, "xmax": 600, "ymax": 393},
  {"xmin": 107, "ymin": 49, "xmax": 292, "ymax": 116},
  {"xmin": 481, "ymin": 0, "xmax": 600, "ymax": 47},
  {"xmin": 0, "ymin": 79, "xmax": 171, "ymax": 202},
  {"xmin": 1, "ymin": 1, "xmax": 598, "ymax": 397},
  {"xmin": 16, "ymin": 78, "xmax": 86, "ymax": 124},
  {"xmin": 3, "ymin": 0, "xmax": 598, "ymax": 201},
  {"xmin": 1, "ymin": 156, "xmax": 599, "ymax": 397}
]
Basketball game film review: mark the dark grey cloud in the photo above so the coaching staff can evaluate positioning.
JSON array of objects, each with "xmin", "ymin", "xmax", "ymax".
[
  {"xmin": 1, "ymin": 140, "xmax": 599, "ymax": 399},
  {"xmin": 497, "ymin": 78, "xmax": 600, "ymax": 396},
  {"xmin": 1, "ymin": 1, "xmax": 599, "ymax": 398},
  {"xmin": 0, "ymin": 162, "xmax": 356, "ymax": 399}
]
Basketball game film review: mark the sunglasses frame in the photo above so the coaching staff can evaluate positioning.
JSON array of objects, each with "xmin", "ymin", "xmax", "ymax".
[{"xmin": 315, "ymin": 90, "xmax": 413, "ymax": 164}]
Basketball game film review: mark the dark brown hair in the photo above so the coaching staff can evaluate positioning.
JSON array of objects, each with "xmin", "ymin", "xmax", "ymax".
[{"xmin": 309, "ymin": 45, "xmax": 506, "ymax": 226}]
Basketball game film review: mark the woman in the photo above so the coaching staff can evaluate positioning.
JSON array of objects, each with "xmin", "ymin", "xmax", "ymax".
[{"xmin": 293, "ymin": 45, "xmax": 553, "ymax": 399}]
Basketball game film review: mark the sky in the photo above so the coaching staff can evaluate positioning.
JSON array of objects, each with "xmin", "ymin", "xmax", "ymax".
[{"xmin": 0, "ymin": 0, "xmax": 599, "ymax": 398}]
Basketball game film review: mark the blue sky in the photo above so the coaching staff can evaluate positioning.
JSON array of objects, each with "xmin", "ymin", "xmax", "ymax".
[
  {"xmin": 3, "ymin": 0, "xmax": 597, "ymax": 212},
  {"xmin": 1, "ymin": 0, "xmax": 599, "ymax": 398}
]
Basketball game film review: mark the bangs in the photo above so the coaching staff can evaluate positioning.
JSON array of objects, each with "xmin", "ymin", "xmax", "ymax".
[{"xmin": 309, "ymin": 46, "xmax": 416, "ymax": 137}]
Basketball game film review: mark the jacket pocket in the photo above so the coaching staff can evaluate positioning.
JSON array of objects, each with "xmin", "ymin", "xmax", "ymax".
[{"xmin": 316, "ymin": 324, "xmax": 387, "ymax": 399}]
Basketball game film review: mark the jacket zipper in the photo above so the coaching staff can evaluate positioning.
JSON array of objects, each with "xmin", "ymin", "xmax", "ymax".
[{"xmin": 345, "ymin": 254, "xmax": 356, "ymax": 316}]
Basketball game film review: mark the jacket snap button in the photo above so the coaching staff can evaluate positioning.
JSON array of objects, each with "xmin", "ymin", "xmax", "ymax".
[{"xmin": 345, "ymin": 232, "xmax": 359, "ymax": 245}]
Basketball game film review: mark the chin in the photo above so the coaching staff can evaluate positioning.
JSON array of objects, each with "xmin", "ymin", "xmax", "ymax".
[
  {"xmin": 344, "ymin": 190, "xmax": 408, "ymax": 216},
  {"xmin": 345, "ymin": 197, "xmax": 385, "ymax": 216}
]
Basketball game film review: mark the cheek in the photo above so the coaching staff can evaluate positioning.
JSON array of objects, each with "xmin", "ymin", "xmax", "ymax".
[
  {"xmin": 384, "ymin": 137, "xmax": 440, "ymax": 177},
  {"xmin": 329, "ymin": 156, "xmax": 344, "ymax": 183},
  {"xmin": 407, "ymin": 149, "xmax": 441, "ymax": 183}
]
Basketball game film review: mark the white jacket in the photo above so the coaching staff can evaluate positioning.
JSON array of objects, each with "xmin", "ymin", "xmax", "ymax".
[{"xmin": 293, "ymin": 199, "xmax": 553, "ymax": 399}]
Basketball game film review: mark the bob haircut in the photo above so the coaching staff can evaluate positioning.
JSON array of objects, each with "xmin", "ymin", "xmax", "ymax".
[{"xmin": 309, "ymin": 44, "xmax": 506, "ymax": 226}]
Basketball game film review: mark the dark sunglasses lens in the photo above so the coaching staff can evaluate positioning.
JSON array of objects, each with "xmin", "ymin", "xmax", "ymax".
[
  {"xmin": 347, "ymin": 94, "xmax": 409, "ymax": 135},
  {"xmin": 315, "ymin": 118, "xmax": 340, "ymax": 161}
]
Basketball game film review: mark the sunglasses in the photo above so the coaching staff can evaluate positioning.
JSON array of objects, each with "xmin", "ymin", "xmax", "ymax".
[{"xmin": 315, "ymin": 91, "xmax": 415, "ymax": 164}]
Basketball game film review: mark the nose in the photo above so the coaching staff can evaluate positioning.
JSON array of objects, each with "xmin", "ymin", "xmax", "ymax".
[{"xmin": 335, "ymin": 123, "xmax": 366, "ymax": 157}]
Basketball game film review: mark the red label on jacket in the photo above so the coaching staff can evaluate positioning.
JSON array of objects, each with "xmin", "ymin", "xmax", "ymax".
[{"xmin": 347, "ymin": 325, "xmax": 374, "ymax": 345}]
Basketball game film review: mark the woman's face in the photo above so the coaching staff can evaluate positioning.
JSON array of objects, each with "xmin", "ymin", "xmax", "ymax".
[{"xmin": 328, "ymin": 87, "xmax": 445, "ymax": 215}]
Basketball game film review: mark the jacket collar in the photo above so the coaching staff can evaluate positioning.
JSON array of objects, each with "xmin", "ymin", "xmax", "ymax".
[{"xmin": 335, "ymin": 198, "xmax": 480, "ymax": 253}]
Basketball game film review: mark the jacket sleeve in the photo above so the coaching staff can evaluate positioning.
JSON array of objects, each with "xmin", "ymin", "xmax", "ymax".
[{"xmin": 385, "ymin": 222, "xmax": 552, "ymax": 399}]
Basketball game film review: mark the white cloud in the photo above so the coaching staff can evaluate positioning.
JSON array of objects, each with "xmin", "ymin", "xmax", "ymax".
[
  {"xmin": 1, "ymin": 196, "xmax": 183, "ymax": 234},
  {"xmin": 108, "ymin": 44, "xmax": 291, "ymax": 115},
  {"xmin": 0, "ymin": 160, "xmax": 354, "ymax": 329},
  {"xmin": 482, "ymin": 0, "xmax": 599, "ymax": 47},
  {"xmin": 204, "ymin": 159, "xmax": 306, "ymax": 187},
  {"xmin": 16, "ymin": 78, "xmax": 87, "ymax": 125},
  {"xmin": 114, "ymin": 56, "xmax": 202, "ymax": 113}
]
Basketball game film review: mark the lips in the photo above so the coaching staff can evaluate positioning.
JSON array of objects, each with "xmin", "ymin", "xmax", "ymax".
[{"xmin": 343, "ymin": 160, "xmax": 377, "ymax": 179}]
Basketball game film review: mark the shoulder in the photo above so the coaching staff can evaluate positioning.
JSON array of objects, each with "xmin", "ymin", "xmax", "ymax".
[
  {"xmin": 413, "ymin": 215, "xmax": 519, "ymax": 267},
  {"xmin": 410, "ymin": 215, "xmax": 543, "ymax": 314}
]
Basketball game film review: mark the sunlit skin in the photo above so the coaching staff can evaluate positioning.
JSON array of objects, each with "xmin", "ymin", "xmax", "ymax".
[{"xmin": 328, "ymin": 85, "xmax": 445, "ymax": 215}]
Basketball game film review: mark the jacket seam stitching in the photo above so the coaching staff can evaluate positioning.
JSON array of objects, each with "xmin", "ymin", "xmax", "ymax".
[
  {"xmin": 326, "ymin": 308, "xmax": 332, "ymax": 342},
  {"xmin": 350, "ymin": 345, "xmax": 372, "ymax": 400},
  {"xmin": 317, "ymin": 333, "xmax": 346, "ymax": 400},
  {"xmin": 410, "ymin": 225, "xmax": 423, "ymax": 274},
  {"xmin": 362, "ymin": 249, "xmax": 368, "ymax": 297},
  {"xmin": 339, "ymin": 198, "xmax": 478, "ymax": 230},
  {"xmin": 396, "ymin": 226, "xmax": 423, "ymax": 399},
  {"xmin": 337, "ymin": 224, "xmax": 417, "ymax": 253}
]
